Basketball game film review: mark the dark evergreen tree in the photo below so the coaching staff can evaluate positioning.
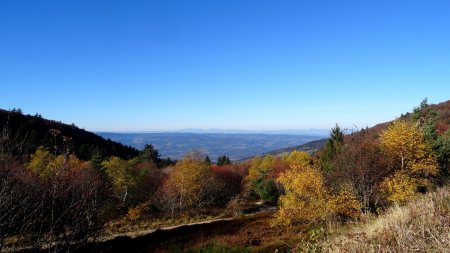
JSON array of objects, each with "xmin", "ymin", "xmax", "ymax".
[
  {"xmin": 138, "ymin": 144, "xmax": 176, "ymax": 168},
  {"xmin": 217, "ymin": 155, "xmax": 231, "ymax": 166},
  {"xmin": 320, "ymin": 123, "xmax": 344, "ymax": 172},
  {"xmin": 204, "ymin": 155, "xmax": 211, "ymax": 165},
  {"xmin": 139, "ymin": 144, "xmax": 160, "ymax": 163},
  {"xmin": 412, "ymin": 99, "xmax": 450, "ymax": 183},
  {"xmin": 159, "ymin": 157, "xmax": 176, "ymax": 168},
  {"xmin": 90, "ymin": 149, "xmax": 104, "ymax": 171},
  {"xmin": 413, "ymin": 98, "xmax": 440, "ymax": 145},
  {"xmin": 251, "ymin": 171, "xmax": 279, "ymax": 202}
]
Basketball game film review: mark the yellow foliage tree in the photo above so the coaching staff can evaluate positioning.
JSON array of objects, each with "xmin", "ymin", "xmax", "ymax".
[
  {"xmin": 27, "ymin": 146, "xmax": 55, "ymax": 178},
  {"xmin": 380, "ymin": 121, "xmax": 439, "ymax": 203},
  {"xmin": 245, "ymin": 155, "xmax": 273, "ymax": 185},
  {"xmin": 245, "ymin": 156, "xmax": 263, "ymax": 183},
  {"xmin": 27, "ymin": 146, "xmax": 85, "ymax": 178},
  {"xmin": 102, "ymin": 156, "xmax": 139, "ymax": 203},
  {"xmin": 380, "ymin": 121, "xmax": 438, "ymax": 175},
  {"xmin": 274, "ymin": 163, "xmax": 331, "ymax": 225},
  {"xmin": 163, "ymin": 154, "xmax": 217, "ymax": 213},
  {"xmin": 285, "ymin": 150, "xmax": 310, "ymax": 168},
  {"xmin": 53, "ymin": 154, "xmax": 85, "ymax": 171}
]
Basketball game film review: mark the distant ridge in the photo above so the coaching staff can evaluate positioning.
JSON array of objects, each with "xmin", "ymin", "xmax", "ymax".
[
  {"xmin": 264, "ymin": 138, "xmax": 328, "ymax": 156},
  {"xmin": 238, "ymin": 138, "xmax": 328, "ymax": 162}
]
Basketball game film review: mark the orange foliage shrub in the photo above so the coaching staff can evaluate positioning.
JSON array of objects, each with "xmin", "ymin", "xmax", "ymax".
[{"xmin": 125, "ymin": 203, "xmax": 148, "ymax": 221}]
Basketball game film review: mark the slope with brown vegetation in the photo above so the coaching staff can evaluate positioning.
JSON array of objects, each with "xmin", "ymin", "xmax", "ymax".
[
  {"xmin": 322, "ymin": 186, "xmax": 450, "ymax": 252},
  {"xmin": 432, "ymin": 100, "xmax": 450, "ymax": 133}
]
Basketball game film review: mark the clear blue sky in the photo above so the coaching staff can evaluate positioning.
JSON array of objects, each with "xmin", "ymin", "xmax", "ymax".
[{"xmin": 1, "ymin": 1, "xmax": 449, "ymax": 132}]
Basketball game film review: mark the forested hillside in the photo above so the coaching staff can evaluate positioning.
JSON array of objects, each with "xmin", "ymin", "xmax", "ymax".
[{"xmin": 0, "ymin": 109, "xmax": 139, "ymax": 160}]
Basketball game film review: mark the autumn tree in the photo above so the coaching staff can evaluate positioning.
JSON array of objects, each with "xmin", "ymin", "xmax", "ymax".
[
  {"xmin": 331, "ymin": 131, "xmax": 394, "ymax": 212},
  {"xmin": 275, "ymin": 150, "xmax": 364, "ymax": 225},
  {"xmin": 134, "ymin": 164, "xmax": 166, "ymax": 208},
  {"xmin": 285, "ymin": 150, "xmax": 311, "ymax": 168},
  {"xmin": 381, "ymin": 121, "xmax": 438, "ymax": 176},
  {"xmin": 211, "ymin": 164, "xmax": 244, "ymax": 205},
  {"xmin": 380, "ymin": 170, "xmax": 418, "ymax": 203},
  {"xmin": 158, "ymin": 153, "xmax": 219, "ymax": 213},
  {"xmin": 26, "ymin": 146, "xmax": 55, "ymax": 177},
  {"xmin": 245, "ymin": 155, "xmax": 281, "ymax": 202},
  {"xmin": 274, "ymin": 162, "xmax": 331, "ymax": 225},
  {"xmin": 380, "ymin": 121, "xmax": 439, "ymax": 203},
  {"xmin": 331, "ymin": 183, "xmax": 362, "ymax": 220},
  {"xmin": 246, "ymin": 155, "xmax": 276, "ymax": 181},
  {"xmin": 270, "ymin": 155, "xmax": 290, "ymax": 178},
  {"xmin": 27, "ymin": 146, "xmax": 86, "ymax": 179},
  {"xmin": 102, "ymin": 156, "xmax": 140, "ymax": 204}
]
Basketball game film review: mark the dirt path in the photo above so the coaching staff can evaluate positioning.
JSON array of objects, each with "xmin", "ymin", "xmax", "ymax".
[
  {"xmin": 101, "ymin": 204, "xmax": 277, "ymax": 241},
  {"xmin": 99, "ymin": 217, "xmax": 235, "ymax": 241},
  {"xmin": 79, "ymin": 206, "xmax": 277, "ymax": 253}
]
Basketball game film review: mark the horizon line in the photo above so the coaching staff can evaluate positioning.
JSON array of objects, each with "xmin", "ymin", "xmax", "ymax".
[{"xmin": 94, "ymin": 128, "xmax": 332, "ymax": 135}]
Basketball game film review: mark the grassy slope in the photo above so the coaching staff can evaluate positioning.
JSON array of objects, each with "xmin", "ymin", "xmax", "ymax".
[{"xmin": 322, "ymin": 186, "xmax": 450, "ymax": 253}]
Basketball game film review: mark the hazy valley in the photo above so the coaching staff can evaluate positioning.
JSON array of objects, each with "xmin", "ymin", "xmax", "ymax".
[{"xmin": 97, "ymin": 132, "xmax": 327, "ymax": 161}]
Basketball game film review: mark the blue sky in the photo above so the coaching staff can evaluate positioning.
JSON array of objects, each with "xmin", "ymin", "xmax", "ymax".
[{"xmin": 1, "ymin": 1, "xmax": 449, "ymax": 132}]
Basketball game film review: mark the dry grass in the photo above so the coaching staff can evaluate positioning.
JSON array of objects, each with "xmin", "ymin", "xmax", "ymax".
[
  {"xmin": 102, "ymin": 208, "xmax": 225, "ymax": 239},
  {"xmin": 322, "ymin": 186, "xmax": 450, "ymax": 253}
]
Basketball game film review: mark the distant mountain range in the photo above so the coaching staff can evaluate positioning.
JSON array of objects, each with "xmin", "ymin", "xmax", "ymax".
[
  {"xmin": 97, "ymin": 132, "xmax": 328, "ymax": 161},
  {"xmin": 170, "ymin": 129, "xmax": 330, "ymax": 135}
]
